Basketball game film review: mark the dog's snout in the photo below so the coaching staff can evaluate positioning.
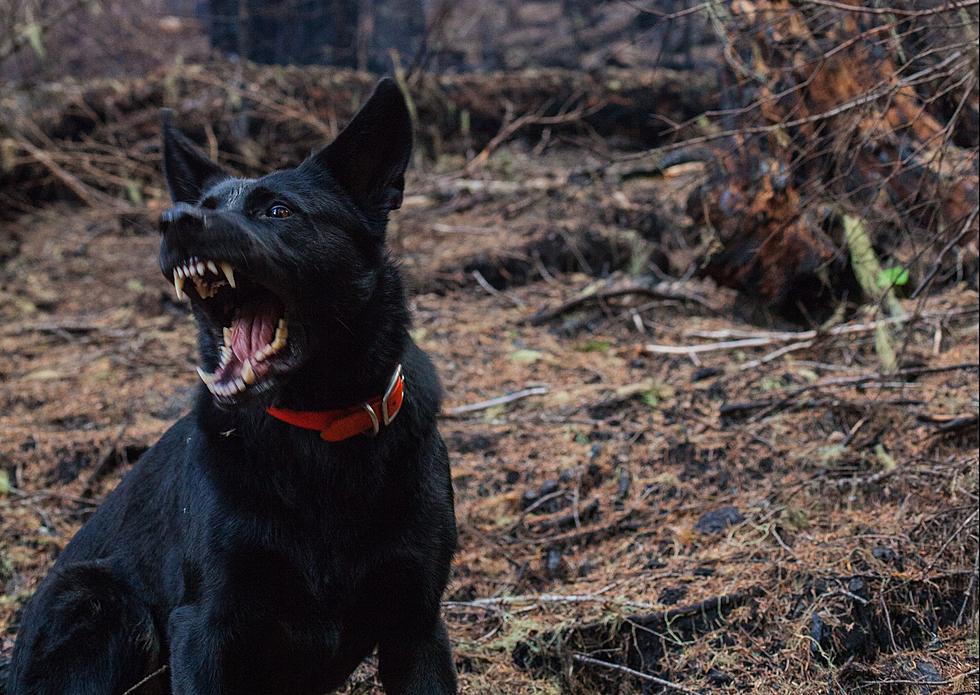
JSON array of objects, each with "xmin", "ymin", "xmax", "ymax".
[{"xmin": 159, "ymin": 202, "xmax": 204, "ymax": 235}]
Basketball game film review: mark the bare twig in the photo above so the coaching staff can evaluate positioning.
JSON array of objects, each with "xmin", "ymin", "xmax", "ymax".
[
  {"xmin": 443, "ymin": 386, "xmax": 549, "ymax": 417},
  {"xmin": 0, "ymin": 0, "xmax": 96, "ymax": 62},
  {"xmin": 572, "ymin": 653, "xmax": 705, "ymax": 695},
  {"xmin": 529, "ymin": 279, "xmax": 718, "ymax": 325},
  {"xmin": 465, "ymin": 99, "xmax": 607, "ymax": 173},
  {"xmin": 646, "ymin": 307, "xmax": 977, "ymax": 356},
  {"xmin": 121, "ymin": 665, "xmax": 169, "ymax": 695},
  {"xmin": 471, "ymin": 270, "xmax": 525, "ymax": 309}
]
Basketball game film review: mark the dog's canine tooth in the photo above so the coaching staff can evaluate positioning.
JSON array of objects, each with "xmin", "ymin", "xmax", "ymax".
[
  {"xmin": 242, "ymin": 360, "xmax": 256, "ymax": 385},
  {"xmin": 173, "ymin": 272, "xmax": 186, "ymax": 300},
  {"xmin": 219, "ymin": 262, "xmax": 236, "ymax": 288},
  {"xmin": 196, "ymin": 367, "xmax": 215, "ymax": 385},
  {"xmin": 207, "ymin": 260, "xmax": 219, "ymax": 275}
]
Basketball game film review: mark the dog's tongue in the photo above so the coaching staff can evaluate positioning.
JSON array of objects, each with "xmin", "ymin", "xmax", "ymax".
[{"xmin": 231, "ymin": 301, "xmax": 278, "ymax": 363}]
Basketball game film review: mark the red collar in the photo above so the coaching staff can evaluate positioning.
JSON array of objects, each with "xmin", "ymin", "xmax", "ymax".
[{"xmin": 266, "ymin": 365, "xmax": 405, "ymax": 442}]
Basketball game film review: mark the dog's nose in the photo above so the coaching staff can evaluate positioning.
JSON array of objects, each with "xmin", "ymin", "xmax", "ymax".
[{"xmin": 159, "ymin": 203, "xmax": 204, "ymax": 236}]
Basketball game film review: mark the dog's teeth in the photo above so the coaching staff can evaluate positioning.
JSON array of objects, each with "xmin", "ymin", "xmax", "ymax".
[
  {"xmin": 196, "ymin": 367, "xmax": 215, "ymax": 385},
  {"xmin": 219, "ymin": 262, "xmax": 236, "ymax": 288},
  {"xmin": 207, "ymin": 260, "xmax": 218, "ymax": 275},
  {"xmin": 255, "ymin": 346, "xmax": 267, "ymax": 362},
  {"xmin": 242, "ymin": 360, "xmax": 255, "ymax": 385},
  {"xmin": 173, "ymin": 272, "xmax": 186, "ymax": 301},
  {"xmin": 271, "ymin": 319, "xmax": 288, "ymax": 350},
  {"xmin": 196, "ymin": 261, "xmax": 205, "ymax": 276},
  {"xmin": 223, "ymin": 327, "xmax": 232, "ymax": 346}
]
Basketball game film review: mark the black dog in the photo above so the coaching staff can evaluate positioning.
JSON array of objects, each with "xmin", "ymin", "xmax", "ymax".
[{"xmin": 8, "ymin": 79, "xmax": 458, "ymax": 695}]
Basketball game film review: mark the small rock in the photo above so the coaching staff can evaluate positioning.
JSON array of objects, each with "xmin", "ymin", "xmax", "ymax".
[
  {"xmin": 616, "ymin": 467, "xmax": 631, "ymax": 500},
  {"xmin": 847, "ymin": 577, "xmax": 869, "ymax": 601},
  {"xmin": 706, "ymin": 668, "xmax": 733, "ymax": 685},
  {"xmin": 913, "ymin": 661, "xmax": 943, "ymax": 694},
  {"xmin": 872, "ymin": 545, "xmax": 903, "ymax": 569},
  {"xmin": 659, "ymin": 586, "xmax": 687, "ymax": 605},
  {"xmin": 695, "ymin": 506, "xmax": 745, "ymax": 534},
  {"xmin": 520, "ymin": 490, "xmax": 539, "ymax": 510},
  {"xmin": 692, "ymin": 367, "xmax": 722, "ymax": 382},
  {"xmin": 810, "ymin": 613, "xmax": 830, "ymax": 655},
  {"xmin": 539, "ymin": 479, "xmax": 559, "ymax": 496},
  {"xmin": 544, "ymin": 547, "xmax": 566, "ymax": 579}
]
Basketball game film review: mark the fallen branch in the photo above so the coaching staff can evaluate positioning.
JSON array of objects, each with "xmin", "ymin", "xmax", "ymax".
[
  {"xmin": 444, "ymin": 592, "xmax": 654, "ymax": 611},
  {"xmin": 471, "ymin": 269, "xmax": 525, "ymax": 309},
  {"xmin": 572, "ymin": 653, "xmax": 704, "ymax": 695},
  {"xmin": 17, "ymin": 139, "xmax": 128, "ymax": 210},
  {"xmin": 121, "ymin": 665, "xmax": 169, "ymax": 695},
  {"xmin": 529, "ymin": 279, "xmax": 718, "ymax": 325},
  {"xmin": 647, "ymin": 307, "xmax": 978, "ymax": 356},
  {"xmin": 443, "ymin": 386, "xmax": 549, "ymax": 417},
  {"xmin": 721, "ymin": 363, "xmax": 979, "ymax": 422},
  {"xmin": 464, "ymin": 98, "xmax": 607, "ymax": 173}
]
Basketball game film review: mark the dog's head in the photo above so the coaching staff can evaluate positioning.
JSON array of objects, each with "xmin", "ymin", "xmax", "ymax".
[{"xmin": 158, "ymin": 79, "xmax": 411, "ymax": 407}]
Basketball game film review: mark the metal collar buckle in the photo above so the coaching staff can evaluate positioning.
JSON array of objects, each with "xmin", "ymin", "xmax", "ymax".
[
  {"xmin": 381, "ymin": 363, "xmax": 403, "ymax": 426},
  {"xmin": 361, "ymin": 402, "xmax": 381, "ymax": 436}
]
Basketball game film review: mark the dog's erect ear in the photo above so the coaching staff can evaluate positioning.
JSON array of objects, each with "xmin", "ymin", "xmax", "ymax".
[
  {"xmin": 313, "ymin": 78, "xmax": 412, "ymax": 215},
  {"xmin": 161, "ymin": 110, "xmax": 230, "ymax": 204}
]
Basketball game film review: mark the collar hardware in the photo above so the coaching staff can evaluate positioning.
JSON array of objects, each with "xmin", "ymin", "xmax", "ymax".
[
  {"xmin": 265, "ymin": 364, "xmax": 405, "ymax": 442},
  {"xmin": 381, "ymin": 363, "xmax": 402, "ymax": 426}
]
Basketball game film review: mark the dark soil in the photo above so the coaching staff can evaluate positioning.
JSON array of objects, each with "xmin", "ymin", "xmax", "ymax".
[{"xmin": 1, "ymin": 142, "xmax": 977, "ymax": 695}]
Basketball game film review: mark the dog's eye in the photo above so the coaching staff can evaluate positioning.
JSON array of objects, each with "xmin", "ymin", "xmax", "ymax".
[{"xmin": 267, "ymin": 204, "xmax": 292, "ymax": 219}]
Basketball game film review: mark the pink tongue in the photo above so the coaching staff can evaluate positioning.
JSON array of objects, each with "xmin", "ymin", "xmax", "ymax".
[{"xmin": 230, "ymin": 305, "xmax": 276, "ymax": 362}]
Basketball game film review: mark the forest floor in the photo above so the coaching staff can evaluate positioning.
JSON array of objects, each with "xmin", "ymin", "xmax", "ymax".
[{"xmin": 1, "ymin": 145, "xmax": 978, "ymax": 694}]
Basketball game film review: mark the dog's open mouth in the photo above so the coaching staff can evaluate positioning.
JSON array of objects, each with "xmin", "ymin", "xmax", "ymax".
[{"xmin": 170, "ymin": 256, "xmax": 291, "ymax": 400}]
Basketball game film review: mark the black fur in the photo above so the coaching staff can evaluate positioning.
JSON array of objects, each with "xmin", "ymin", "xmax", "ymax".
[{"xmin": 8, "ymin": 79, "xmax": 458, "ymax": 695}]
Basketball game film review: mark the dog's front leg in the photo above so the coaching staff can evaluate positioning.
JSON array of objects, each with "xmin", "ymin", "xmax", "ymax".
[
  {"xmin": 377, "ymin": 617, "xmax": 457, "ymax": 695},
  {"xmin": 168, "ymin": 605, "xmax": 222, "ymax": 694}
]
